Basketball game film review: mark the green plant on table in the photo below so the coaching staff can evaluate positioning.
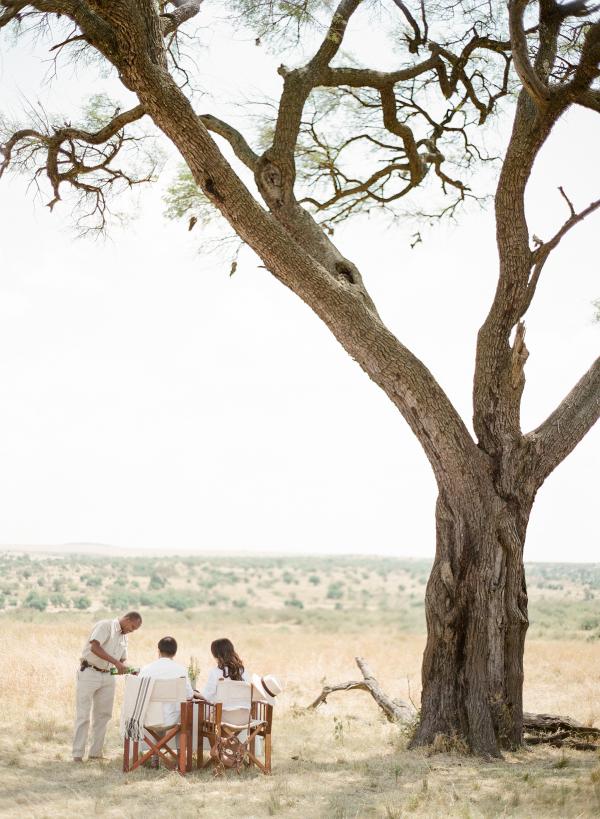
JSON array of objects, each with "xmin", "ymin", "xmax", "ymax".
[{"xmin": 188, "ymin": 655, "xmax": 200, "ymax": 689}]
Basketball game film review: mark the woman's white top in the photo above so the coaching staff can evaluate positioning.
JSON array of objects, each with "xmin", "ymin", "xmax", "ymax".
[{"xmin": 202, "ymin": 665, "xmax": 249, "ymax": 703}]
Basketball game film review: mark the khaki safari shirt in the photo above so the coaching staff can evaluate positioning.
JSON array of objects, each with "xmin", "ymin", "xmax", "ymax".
[{"xmin": 80, "ymin": 618, "xmax": 128, "ymax": 671}]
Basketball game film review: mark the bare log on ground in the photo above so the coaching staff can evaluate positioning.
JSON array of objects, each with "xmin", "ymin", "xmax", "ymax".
[
  {"xmin": 523, "ymin": 712, "xmax": 600, "ymax": 751},
  {"xmin": 308, "ymin": 672, "xmax": 600, "ymax": 749},
  {"xmin": 307, "ymin": 656, "xmax": 416, "ymax": 723},
  {"xmin": 523, "ymin": 713, "xmax": 600, "ymax": 736}
]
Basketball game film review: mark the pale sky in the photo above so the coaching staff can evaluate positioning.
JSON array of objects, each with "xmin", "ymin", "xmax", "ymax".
[{"xmin": 0, "ymin": 6, "xmax": 598, "ymax": 560}]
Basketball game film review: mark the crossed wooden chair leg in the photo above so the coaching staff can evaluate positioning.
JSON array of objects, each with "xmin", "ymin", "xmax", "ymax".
[
  {"xmin": 123, "ymin": 703, "xmax": 192, "ymax": 775},
  {"xmin": 197, "ymin": 722, "xmax": 271, "ymax": 775}
]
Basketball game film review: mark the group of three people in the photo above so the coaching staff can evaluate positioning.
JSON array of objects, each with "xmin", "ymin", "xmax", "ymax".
[{"xmin": 73, "ymin": 610, "xmax": 274, "ymax": 762}]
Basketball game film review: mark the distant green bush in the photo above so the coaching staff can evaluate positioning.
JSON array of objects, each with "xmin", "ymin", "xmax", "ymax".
[
  {"xmin": 149, "ymin": 572, "xmax": 167, "ymax": 590},
  {"xmin": 24, "ymin": 591, "xmax": 48, "ymax": 611},
  {"xmin": 104, "ymin": 588, "xmax": 139, "ymax": 609},
  {"xmin": 309, "ymin": 575, "xmax": 320, "ymax": 585},
  {"xmin": 162, "ymin": 591, "xmax": 195, "ymax": 611},
  {"xmin": 285, "ymin": 598, "xmax": 304, "ymax": 609},
  {"xmin": 73, "ymin": 595, "xmax": 91, "ymax": 610},
  {"xmin": 326, "ymin": 582, "xmax": 344, "ymax": 600}
]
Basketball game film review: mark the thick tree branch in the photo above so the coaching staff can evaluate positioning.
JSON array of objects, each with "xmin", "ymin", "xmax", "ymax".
[
  {"xmin": 473, "ymin": 0, "xmax": 573, "ymax": 455},
  {"xmin": 265, "ymin": 0, "xmax": 363, "ymax": 200},
  {"xmin": 528, "ymin": 357, "xmax": 600, "ymax": 486},
  {"xmin": 308, "ymin": 0, "xmax": 361, "ymax": 71},
  {"xmin": 199, "ymin": 114, "xmax": 259, "ymax": 172},
  {"xmin": 509, "ymin": 0, "xmax": 551, "ymax": 106},
  {"xmin": 27, "ymin": 0, "xmax": 119, "ymax": 60},
  {"xmin": 564, "ymin": 17, "xmax": 600, "ymax": 94},
  {"xmin": 0, "ymin": 0, "xmax": 27, "ymax": 27},
  {"xmin": 160, "ymin": 0, "xmax": 203, "ymax": 36},
  {"xmin": 319, "ymin": 55, "xmax": 440, "ymax": 90},
  {"xmin": 576, "ymin": 89, "xmax": 600, "ymax": 111}
]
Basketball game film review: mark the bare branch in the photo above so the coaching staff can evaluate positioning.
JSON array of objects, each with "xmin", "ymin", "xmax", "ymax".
[
  {"xmin": 524, "ymin": 188, "xmax": 600, "ymax": 311},
  {"xmin": 307, "ymin": 657, "xmax": 415, "ymax": 723},
  {"xmin": 390, "ymin": 0, "xmax": 425, "ymax": 53},
  {"xmin": 1, "ymin": 103, "xmax": 151, "ymax": 233}
]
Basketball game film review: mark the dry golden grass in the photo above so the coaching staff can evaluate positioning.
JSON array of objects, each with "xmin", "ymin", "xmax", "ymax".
[{"xmin": 1, "ymin": 614, "xmax": 600, "ymax": 818}]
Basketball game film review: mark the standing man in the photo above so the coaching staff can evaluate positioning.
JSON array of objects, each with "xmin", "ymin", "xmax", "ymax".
[{"xmin": 72, "ymin": 611, "xmax": 142, "ymax": 762}]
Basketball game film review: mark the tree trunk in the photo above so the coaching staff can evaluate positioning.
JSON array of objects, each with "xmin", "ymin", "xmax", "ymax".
[{"xmin": 410, "ymin": 486, "xmax": 530, "ymax": 757}]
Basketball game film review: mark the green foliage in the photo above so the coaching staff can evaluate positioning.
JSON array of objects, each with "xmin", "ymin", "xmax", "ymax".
[
  {"xmin": 2, "ymin": 552, "xmax": 600, "ymax": 641},
  {"xmin": 148, "ymin": 572, "xmax": 167, "ymax": 590},
  {"xmin": 163, "ymin": 165, "xmax": 216, "ymax": 225},
  {"xmin": 24, "ymin": 591, "xmax": 48, "ymax": 611},
  {"xmin": 80, "ymin": 94, "xmax": 121, "ymax": 131},
  {"xmin": 162, "ymin": 591, "xmax": 196, "ymax": 611},
  {"xmin": 326, "ymin": 581, "xmax": 344, "ymax": 600},
  {"xmin": 104, "ymin": 588, "xmax": 139, "ymax": 610}
]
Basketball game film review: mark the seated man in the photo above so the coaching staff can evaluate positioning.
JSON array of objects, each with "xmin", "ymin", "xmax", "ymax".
[{"xmin": 139, "ymin": 636, "xmax": 194, "ymax": 726}]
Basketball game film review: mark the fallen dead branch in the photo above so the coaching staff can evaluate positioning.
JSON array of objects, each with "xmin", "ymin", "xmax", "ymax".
[
  {"xmin": 523, "ymin": 712, "xmax": 600, "ymax": 751},
  {"xmin": 307, "ymin": 662, "xmax": 600, "ymax": 750},
  {"xmin": 523, "ymin": 712, "xmax": 600, "ymax": 737},
  {"xmin": 307, "ymin": 656, "xmax": 415, "ymax": 723}
]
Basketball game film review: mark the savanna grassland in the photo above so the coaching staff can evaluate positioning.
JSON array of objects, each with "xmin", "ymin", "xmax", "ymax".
[{"xmin": 1, "ymin": 551, "xmax": 600, "ymax": 818}]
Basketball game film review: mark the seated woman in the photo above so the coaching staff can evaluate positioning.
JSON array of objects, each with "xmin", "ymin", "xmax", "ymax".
[{"xmin": 200, "ymin": 637, "xmax": 249, "ymax": 703}]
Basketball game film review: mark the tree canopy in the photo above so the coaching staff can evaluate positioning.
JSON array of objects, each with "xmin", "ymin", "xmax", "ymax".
[{"xmin": 1, "ymin": 0, "xmax": 599, "ymax": 756}]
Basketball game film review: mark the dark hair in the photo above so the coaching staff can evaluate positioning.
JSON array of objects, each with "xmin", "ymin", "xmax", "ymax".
[
  {"xmin": 158, "ymin": 636, "xmax": 177, "ymax": 657},
  {"xmin": 210, "ymin": 638, "xmax": 244, "ymax": 681},
  {"xmin": 124, "ymin": 611, "xmax": 142, "ymax": 624}
]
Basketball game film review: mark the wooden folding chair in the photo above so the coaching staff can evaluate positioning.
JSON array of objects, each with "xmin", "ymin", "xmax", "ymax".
[
  {"xmin": 122, "ymin": 677, "xmax": 192, "ymax": 775},
  {"xmin": 196, "ymin": 679, "xmax": 273, "ymax": 774}
]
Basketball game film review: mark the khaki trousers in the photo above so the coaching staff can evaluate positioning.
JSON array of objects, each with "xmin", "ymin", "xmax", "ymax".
[{"xmin": 72, "ymin": 668, "xmax": 116, "ymax": 759}]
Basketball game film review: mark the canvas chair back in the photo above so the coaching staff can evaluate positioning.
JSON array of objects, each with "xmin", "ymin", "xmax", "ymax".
[
  {"xmin": 143, "ymin": 677, "xmax": 188, "ymax": 727},
  {"xmin": 215, "ymin": 679, "xmax": 252, "ymax": 726}
]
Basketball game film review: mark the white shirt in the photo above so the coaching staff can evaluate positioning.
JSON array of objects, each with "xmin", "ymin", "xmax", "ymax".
[
  {"xmin": 139, "ymin": 657, "xmax": 193, "ymax": 726},
  {"xmin": 202, "ymin": 666, "xmax": 249, "ymax": 704},
  {"xmin": 80, "ymin": 618, "xmax": 127, "ymax": 670}
]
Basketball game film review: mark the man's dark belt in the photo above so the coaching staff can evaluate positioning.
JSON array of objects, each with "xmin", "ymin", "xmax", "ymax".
[{"xmin": 80, "ymin": 659, "xmax": 111, "ymax": 674}]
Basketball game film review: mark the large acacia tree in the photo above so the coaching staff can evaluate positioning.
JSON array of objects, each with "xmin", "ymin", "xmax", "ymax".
[{"xmin": 1, "ymin": 0, "xmax": 599, "ymax": 756}]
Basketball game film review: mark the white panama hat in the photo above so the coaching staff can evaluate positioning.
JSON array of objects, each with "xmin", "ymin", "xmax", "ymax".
[{"xmin": 251, "ymin": 673, "xmax": 283, "ymax": 705}]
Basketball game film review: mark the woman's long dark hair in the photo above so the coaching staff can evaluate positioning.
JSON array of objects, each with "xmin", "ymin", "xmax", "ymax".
[{"xmin": 210, "ymin": 638, "xmax": 245, "ymax": 681}]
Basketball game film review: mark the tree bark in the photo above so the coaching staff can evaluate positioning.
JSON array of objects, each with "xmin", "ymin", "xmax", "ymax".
[
  {"xmin": 410, "ymin": 483, "xmax": 530, "ymax": 757},
  {"xmin": 4, "ymin": 0, "xmax": 600, "ymax": 760}
]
